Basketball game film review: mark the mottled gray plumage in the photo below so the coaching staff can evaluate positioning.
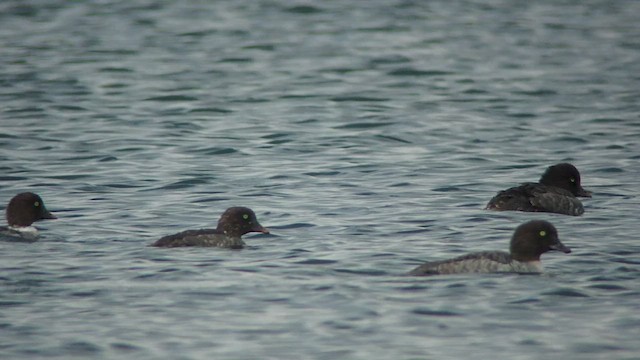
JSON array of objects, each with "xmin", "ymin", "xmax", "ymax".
[
  {"xmin": 486, "ymin": 163, "xmax": 591, "ymax": 216},
  {"xmin": 152, "ymin": 228, "xmax": 246, "ymax": 248},
  {"xmin": 409, "ymin": 220, "xmax": 571, "ymax": 276},
  {"xmin": 152, "ymin": 207, "xmax": 269, "ymax": 248},
  {"xmin": 408, "ymin": 251, "xmax": 541, "ymax": 275}
]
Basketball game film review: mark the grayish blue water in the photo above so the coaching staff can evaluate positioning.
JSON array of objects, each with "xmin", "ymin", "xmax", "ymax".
[{"xmin": 1, "ymin": 0, "xmax": 639, "ymax": 359}]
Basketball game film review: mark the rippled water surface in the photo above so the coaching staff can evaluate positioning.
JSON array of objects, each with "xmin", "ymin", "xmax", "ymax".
[{"xmin": 1, "ymin": 0, "xmax": 640, "ymax": 359}]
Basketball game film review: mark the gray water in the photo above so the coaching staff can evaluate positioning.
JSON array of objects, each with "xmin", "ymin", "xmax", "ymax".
[{"xmin": 1, "ymin": 1, "xmax": 639, "ymax": 359}]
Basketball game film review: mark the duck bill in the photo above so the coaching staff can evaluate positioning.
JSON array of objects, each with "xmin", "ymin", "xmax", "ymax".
[
  {"xmin": 252, "ymin": 224, "xmax": 270, "ymax": 234},
  {"xmin": 550, "ymin": 241, "xmax": 571, "ymax": 254},
  {"xmin": 41, "ymin": 209, "xmax": 57, "ymax": 220},
  {"xmin": 577, "ymin": 187, "xmax": 592, "ymax": 198}
]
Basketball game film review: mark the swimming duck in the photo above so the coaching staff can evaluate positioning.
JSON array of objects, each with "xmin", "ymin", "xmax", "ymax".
[
  {"xmin": 1, "ymin": 192, "xmax": 56, "ymax": 239},
  {"xmin": 152, "ymin": 207, "xmax": 269, "ymax": 248},
  {"xmin": 408, "ymin": 220, "xmax": 571, "ymax": 275},
  {"xmin": 486, "ymin": 163, "xmax": 591, "ymax": 216}
]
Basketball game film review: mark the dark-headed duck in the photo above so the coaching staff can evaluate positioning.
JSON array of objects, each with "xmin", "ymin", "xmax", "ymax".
[
  {"xmin": 1, "ymin": 192, "xmax": 56, "ymax": 239},
  {"xmin": 486, "ymin": 163, "xmax": 591, "ymax": 216},
  {"xmin": 408, "ymin": 220, "xmax": 571, "ymax": 276},
  {"xmin": 152, "ymin": 207, "xmax": 269, "ymax": 249}
]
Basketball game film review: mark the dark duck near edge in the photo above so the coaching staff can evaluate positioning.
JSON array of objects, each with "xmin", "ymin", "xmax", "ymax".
[
  {"xmin": 408, "ymin": 220, "xmax": 571, "ymax": 276},
  {"xmin": 1, "ymin": 192, "xmax": 56, "ymax": 239},
  {"xmin": 152, "ymin": 207, "xmax": 269, "ymax": 248},
  {"xmin": 486, "ymin": 163, "xmax": 592, "ymax": 216}
]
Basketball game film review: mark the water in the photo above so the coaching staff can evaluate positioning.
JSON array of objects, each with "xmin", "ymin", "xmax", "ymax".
[{"xmin": 1, "ymin": 0, "xmax": 639, "ymax": 358}]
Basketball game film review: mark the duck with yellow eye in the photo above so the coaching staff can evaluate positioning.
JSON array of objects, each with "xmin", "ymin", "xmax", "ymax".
[
  {"xmin": 408, "ymin": 220, "xmax": 571, "ymax": 276},
  {"xmin": 152, "ymin": 207, "xmax": 269, "ymax": 249},
  {"xmin": 486, "ymin": 163, "xmax": 592, "ymax": 216},
  {"xmin": 1, "ymin": 192, "xmax": 57, "ymax": 240}
]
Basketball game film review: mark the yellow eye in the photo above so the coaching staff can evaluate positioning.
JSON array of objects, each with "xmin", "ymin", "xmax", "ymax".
[
  {"xmin": 34, "ymin": 201, "xmax": 40, "ymax": 207},
  {"xmin": 539, "ymin": 230, "xmax": 546, "ymax": 237},
  {"xmin": 243, "ymin": 214, "xmax": 249, "ymax": 220}
]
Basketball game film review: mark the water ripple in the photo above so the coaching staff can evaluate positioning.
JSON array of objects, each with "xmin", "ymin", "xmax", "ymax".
[{"xmin": 1, "ymin": 0, "xmax": 639, "ymax": 358}]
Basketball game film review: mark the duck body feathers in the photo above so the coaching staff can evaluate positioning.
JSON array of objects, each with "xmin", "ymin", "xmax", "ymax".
[{"xmin": 486, "ymin": 182, "xmax": 585, "ymax": 216}]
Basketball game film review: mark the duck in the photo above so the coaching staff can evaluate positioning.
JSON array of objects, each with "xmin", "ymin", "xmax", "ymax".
[
  {"xmin": 408, "ymin": 220, "xmax": 571, "ymax": 275},
  {"xmin": 1, "ymin": 192, "xmax": 56, "ymax": 239},
  {"xmin": 152, "ymin": 206, "xmax": 269, "ymax": 248},
  {"xmin": 486, "ymin": 163, "xmax": 591, "ymax": 216}
]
